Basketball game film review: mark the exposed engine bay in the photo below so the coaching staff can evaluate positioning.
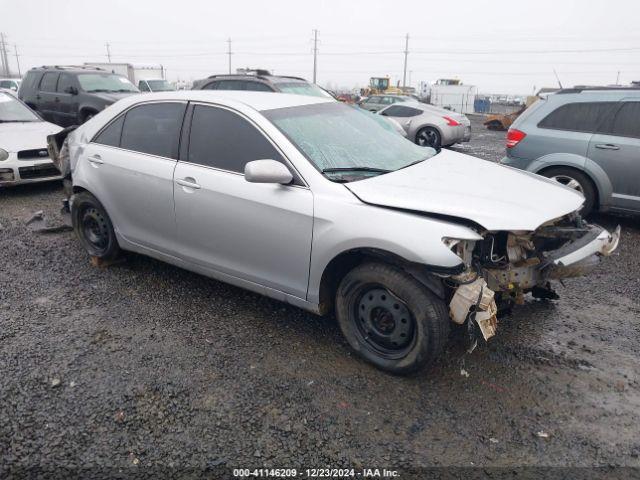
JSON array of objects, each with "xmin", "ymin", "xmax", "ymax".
[{"xmin": 442, "ymin": 213, "xmax": 620, "ymax": 344}]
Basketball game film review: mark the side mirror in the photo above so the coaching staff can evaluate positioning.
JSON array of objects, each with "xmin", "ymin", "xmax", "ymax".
[
  {"xmin": 64, "ymin": 86, "xmax": 78, "ymax": 95},
  {"xmin": 244, "ymin": 159, "xmax": 293, "ymax": 185}
]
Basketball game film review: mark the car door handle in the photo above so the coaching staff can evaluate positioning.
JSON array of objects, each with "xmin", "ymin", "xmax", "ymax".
[
  {"xmin": 176, "ymin": 178, "xmax": 201, "ymax": 189},
  {"xmin": 88, "ymin": 154, "xmax": 103, "ymax": 165},
  {"xmin": 595, "ymin": 143, "xmax": 620, "ymax": 150}
]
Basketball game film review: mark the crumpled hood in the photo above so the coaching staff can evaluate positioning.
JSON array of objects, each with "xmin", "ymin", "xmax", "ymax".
[
  {"xmin": 0, "ymin": 121, "xmax": 62, "ymax": 152},
  {"xmin": 345, "ymin": 149, "xmax": 584, "ymax": 231}
]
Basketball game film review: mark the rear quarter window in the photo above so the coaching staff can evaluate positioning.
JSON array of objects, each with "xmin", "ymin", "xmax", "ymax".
[{"xmin": 537, "ymin": 101, "xmax": 617, "ymax": 133}]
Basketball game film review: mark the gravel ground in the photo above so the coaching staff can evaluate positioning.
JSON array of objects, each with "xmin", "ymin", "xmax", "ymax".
[{"xmin": 1, "ymin": 116, "xmax": 639, "ymax": 478}]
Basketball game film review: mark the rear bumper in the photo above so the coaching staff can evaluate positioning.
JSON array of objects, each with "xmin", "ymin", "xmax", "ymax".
[{"xmin": 443, "ymin": 124, "xmax": 472, "ymax": 145}]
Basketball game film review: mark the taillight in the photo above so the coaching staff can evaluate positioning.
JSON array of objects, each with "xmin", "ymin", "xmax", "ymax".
[
  {"xmin": 443, "ymin": 116, "xmax": 461, "ymax": 126},
  {"xmin": 506, "ymin": 128, "xmax": 526, "ymax": 148}
]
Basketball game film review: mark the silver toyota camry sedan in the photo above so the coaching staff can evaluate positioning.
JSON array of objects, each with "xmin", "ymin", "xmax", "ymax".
[{"xmin": 51, "ymin": 91, "xmax": 619, "ymax": 374}]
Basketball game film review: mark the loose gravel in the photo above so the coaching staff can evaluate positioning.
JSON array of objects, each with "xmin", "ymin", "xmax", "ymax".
[{"xmin": 1, "ymin": 116, "xmax": 639, "ymax": 477}]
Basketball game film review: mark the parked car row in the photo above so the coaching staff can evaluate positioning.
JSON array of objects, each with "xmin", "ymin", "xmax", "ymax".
[{"xmin": 2, "ymin": 74, "xmax": 629, "ymax": 374}]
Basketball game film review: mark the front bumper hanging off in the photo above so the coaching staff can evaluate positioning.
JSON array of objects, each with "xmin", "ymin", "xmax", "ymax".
[{"xmin": 448, "ymin": 224, "xmax": 621, "ymax": 342}]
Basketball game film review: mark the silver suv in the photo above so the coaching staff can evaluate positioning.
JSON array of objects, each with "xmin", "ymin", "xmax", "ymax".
[{"xmin": 501, "ymin": 87, "xmax": 640, "ymax": 215}]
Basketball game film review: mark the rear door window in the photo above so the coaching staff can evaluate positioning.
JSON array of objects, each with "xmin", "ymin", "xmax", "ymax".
[
  {"xmin": 382, "ymin": 105, "xmax": 422, "ymax": 117},
  {"xmin": 187, "ymin": 104, "xmax": 284, "ymax": 174},
  {"xmin": 597, "ymin": 102, "xmax": 640, "ymax": 139},
  {"xmin": 57, "ymin": 74, "xmax": 75, "ymax": 93},
  {"xmin": 538, "ymin": 101, "xmax": 617, "ymax": 133},
  {"xmin": 93, "ymin": 115, "xmax": 125, "ymax": 147},
  {"xmin": 39, "ymin": 72, "xmax": 59, "ymax": 92},
  {"xmin": 120, "ymin": 102, "xmax": 187, "ymax": 158}
]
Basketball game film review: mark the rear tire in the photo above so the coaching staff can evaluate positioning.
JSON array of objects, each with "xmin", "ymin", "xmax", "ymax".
[
  {"xmin": 540, "ymin": 167, "xmax": 596, "ymax": 216},
  {"xmin": 415, "ymin": 127, "xmax": 441, "ymax": 149},
  {"xmin": 71, "ymin": 191, "xmax": 120, "ymax": 260},
  {"xmin": 335, "ymin": 262, "xmax": 450, "ymax": 374}
]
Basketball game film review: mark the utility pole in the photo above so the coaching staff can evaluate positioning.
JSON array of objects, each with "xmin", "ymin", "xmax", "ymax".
[
  {"xmin": 0, "ymin": 34, "xmax": 5, "ymax": 77},
  {"xmin": 0, "ymin": 33, "xmax": 9, "ymax": 77},
  {"xmin": 616, "ymin": 70, "xmax": 620, "ymax": 85},
  {"xmin": 105, "ymin": 42, "xmax": 112, "ymax": 62},
  {"xmin": 227, "ymin": 38, "xmax": 232, "ymax": 74},
  {"xmin": 312, "ymin": 29, "xmax": 319, "ymax": 84},
  {"xmin": 402, "ymin": 33, "xmax": 409, "ymax": 89},
  {"xmin": 14, "ymin": 44, "xmax": 21, "ymax": 77}
]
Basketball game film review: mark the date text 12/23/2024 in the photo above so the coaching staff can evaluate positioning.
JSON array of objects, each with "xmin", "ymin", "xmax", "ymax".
[{"xmin": 233, "ymin": 468, "xmax": 399, "ymax": 478}]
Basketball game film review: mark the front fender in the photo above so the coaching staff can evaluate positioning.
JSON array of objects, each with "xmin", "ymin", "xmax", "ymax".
[{"xmin": 307, "ymin": 195, "xmax": 482, "ymax": 304}]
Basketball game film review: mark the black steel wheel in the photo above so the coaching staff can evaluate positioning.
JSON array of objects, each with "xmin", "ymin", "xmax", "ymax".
[
  {"xmin": 353, "ymin": 286, "xmax": 416, "ymax": 359},
  {"xmin": 336, "ymin": 262, "xmax": 450, "ymax": 374},
  {"xmin": 71, "ymin": 191, "xmax": 120, "ymax": 260},
  {"xmin": 415, "ymin": 127, "xmax": 441, "ymax": 149}
]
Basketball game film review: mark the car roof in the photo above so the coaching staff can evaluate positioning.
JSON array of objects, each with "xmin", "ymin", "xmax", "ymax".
[
  {"xmin": 201, "ymin": 74, "xmax": 309, "ymax": 84},
  {"xmin": 113, "ymin": 90, "xmax": 335, "ymax": 112},
  {"xmin": 27, "ymin": 65, "xmax": 108, "ymax": 74}
]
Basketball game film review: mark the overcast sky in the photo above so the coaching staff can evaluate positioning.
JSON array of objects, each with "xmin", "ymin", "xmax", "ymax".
[{"xmin": 3, "ymin": 0, "xmax": 640, "ymax": 94}]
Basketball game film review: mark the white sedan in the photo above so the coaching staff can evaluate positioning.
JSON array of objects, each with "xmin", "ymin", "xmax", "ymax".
[{"xmin": 0, "ymin": 90, "xmax": 62, "ymax": 186}]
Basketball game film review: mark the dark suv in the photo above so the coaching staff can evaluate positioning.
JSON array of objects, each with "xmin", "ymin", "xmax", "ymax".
[
  {"xmin": 19, "ymin": 66, "xmax": 139, "ymax": 127},
  {"xmin": 192, "ymin": 71, "xmax": 332, "ymax": 99}
]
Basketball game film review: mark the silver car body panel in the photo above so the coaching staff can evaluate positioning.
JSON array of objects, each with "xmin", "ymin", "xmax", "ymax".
[
  {"xmin": 66, "ymin": 91, "xmax": 616, "ymax": 319},
  {"xmin": 345, "ymin": 149, "xmax": 584, "ymax": 232}
]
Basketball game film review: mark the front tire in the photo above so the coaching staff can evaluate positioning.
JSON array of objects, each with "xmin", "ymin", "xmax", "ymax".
[
  {"xmin": 540, "ymin": 167, "xmax": 596, "ymax": 216},
  {"xmin": 336, "ymin": 262, "xmax": 450, "ymax": 374},
  {"xmin": 71, "ymin": 191, "xmax": 120, "ymax": 260}
]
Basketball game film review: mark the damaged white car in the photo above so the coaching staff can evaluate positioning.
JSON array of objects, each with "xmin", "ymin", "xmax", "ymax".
[{"xmin": 49, "ymin": 91, "xmax": 620, "ymax": 374}]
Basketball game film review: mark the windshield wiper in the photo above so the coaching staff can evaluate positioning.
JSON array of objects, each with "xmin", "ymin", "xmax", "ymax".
[
  {"xmin": 86, "ymin": 89, "xmax": 110, "ymax": 93},
  {"xmin": 322, "ymin": 167, "xmax": 391, "ymax": 174}
]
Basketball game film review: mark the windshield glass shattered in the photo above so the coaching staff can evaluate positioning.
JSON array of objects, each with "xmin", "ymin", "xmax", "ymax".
[
  {"xmin": 264, "ymin": 102, "xmax": 435, "ymax": 181},
  {"xmin": 77, "ymin": 73, "xmax": 139, "ymax": 93}
]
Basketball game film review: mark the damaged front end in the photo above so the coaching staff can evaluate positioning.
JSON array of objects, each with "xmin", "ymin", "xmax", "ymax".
[{"xmin": 442, "ymin": 214, "xmax": 620, "ymax": 345}]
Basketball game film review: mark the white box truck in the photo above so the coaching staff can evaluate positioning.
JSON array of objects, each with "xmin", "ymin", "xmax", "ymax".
[{"xmin": 84, "ymin": 63, "xmax": 174, "ymax": 92}]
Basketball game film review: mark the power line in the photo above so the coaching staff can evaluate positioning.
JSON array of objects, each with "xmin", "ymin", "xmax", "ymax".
[
  {"xmin": 14, "ymin": 44, "xmax": 21, "ymax": 76},
  {"xmin": 312, "ymin": 29, "xmax": 319, "ymax": 84},
  {"xmin": 402, "ymin": 33, "xmax": 409, "ymax": 88}
]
